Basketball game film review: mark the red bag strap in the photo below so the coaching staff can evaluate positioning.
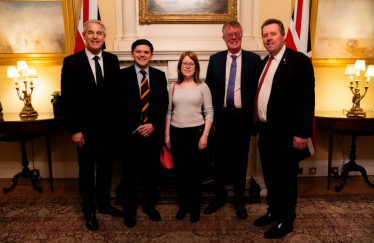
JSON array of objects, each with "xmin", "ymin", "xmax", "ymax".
[{"xmin": 172, "ymin": 82, "xmax": 176, "ymax": 97}]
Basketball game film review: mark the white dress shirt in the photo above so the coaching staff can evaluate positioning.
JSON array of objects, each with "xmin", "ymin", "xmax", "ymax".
[
  {"xmin": 257, "ymin": 45, "xmax": 286, "ymax": 122},
  {"xmin": 85, "ymin": 48, "xmax": 104, "ymax": 84}
]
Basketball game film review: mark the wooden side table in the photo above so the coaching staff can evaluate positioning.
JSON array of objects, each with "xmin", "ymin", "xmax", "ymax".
[
  {"xmin": 0, "ymin": 113, "xmax": 65, "ymax": 193},
  {"xmin": 315, "ymin": 111, "xmax": 374, "ymax": 191}
]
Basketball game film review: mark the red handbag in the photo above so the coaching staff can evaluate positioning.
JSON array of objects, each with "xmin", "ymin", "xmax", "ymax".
[
  {"xmin": 160, "ymin": 82, "xmax": 176, "ymax": 169},
  {"xmin": 160, "ymin": 146, "xmax": 173, "ymax": 169}
]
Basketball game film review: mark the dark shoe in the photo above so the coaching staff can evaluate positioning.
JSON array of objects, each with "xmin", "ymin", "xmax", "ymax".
[
  {"xmin": 124, "ymin": 212, "xmax": 136, "ymax": 228},
  {"xmin": 254, "ymin": 212, "xmax": 276, "ymax": 226},
  {"xmin": 98, "ymin": 204, "xmax": 125, "ymax": 217},
  {"xmin": 234, "ymin": 203, "xmax": 247, "ymax": 219},
  {"xmin": 144, "ymin": 207, "xmax": 161, "ymax": 221},
  {"xmin": 84, "ymin": 212, "xmax": 99, "ymax": 231},
  {"xmin": 264, "ymin": 222, "xmax": 293, "ymax": 239},
  {"xmin": 203, "ymin": 200, "xmax": 224, "ymax": 215},
  {"xmin": 176, "ymin": 205, "xmax": 188, "ymax": 220},
  {"xmin": 190, "ymin": 210, "xmax": 200, "ymax": 223}
]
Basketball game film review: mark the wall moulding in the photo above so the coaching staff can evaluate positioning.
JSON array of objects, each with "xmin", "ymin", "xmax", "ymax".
[{"xmin": 139, "ymin": 0, "xmax": 237, "ymax": 24}]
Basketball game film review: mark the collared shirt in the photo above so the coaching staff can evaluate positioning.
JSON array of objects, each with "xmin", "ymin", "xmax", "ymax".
[
  {"xmin": 85, "ymin": 48, "xmax": 104, "ymax": 84},
  {"xmin": 224, "ymin": 49, "xmax": 242, "ymax": 108},
  {"xmin": 134, "ymin": 64, "xmax": 150, "ymax": 95},
  {"xmin": 257, "ymin": 45, "xmax": 286, "ymax": 122}
]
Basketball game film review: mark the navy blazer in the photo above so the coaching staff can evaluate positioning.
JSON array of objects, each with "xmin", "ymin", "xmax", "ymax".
[
  {"xmin": 205, "ymin": 50, "xmax": 261, "ymax": 130},
  {"xmin": 260, "ymin": 47, "xmax": 315, "ymax": 142},
  {"xmin": 116, "ymin": 65, "xmax": 169, "ymax": 136},
  {"xmin": 61, "ymin": 50, "xmax": 120, "ymax": 136}
]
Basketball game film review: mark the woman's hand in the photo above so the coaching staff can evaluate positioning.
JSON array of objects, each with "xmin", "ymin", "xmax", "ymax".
[
  {"xmin": 165, "ymin": 134, "xmax": 171, "ymax": 150},
  {"xmin": 198, "ymin": 134, "xmax": 208, "ymax": 151}
]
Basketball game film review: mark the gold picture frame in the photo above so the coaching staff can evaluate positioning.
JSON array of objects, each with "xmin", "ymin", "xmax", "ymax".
[
  {"xmin": 139, "ymin": 0, "xmax": 237, "ymax": 24},
  {"xmin": 310, "ymin": 0, "xmax": 374, "ymax": 65},
  {"xmin": 0, "ymin": 0, "xmax": 75, "ymax": 65}
]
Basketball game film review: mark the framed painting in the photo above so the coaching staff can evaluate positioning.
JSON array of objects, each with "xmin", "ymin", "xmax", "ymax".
[
  {"xmin": 0, "ymin": 0, "xmax": 75, "ymax": 65},
  {"xmin": 139, "ymin": 0, "xmax": 237, "ymax": 24},
  {"xmin": 311, "ymin": 0, "xmax": 374, "ymax": 65}
]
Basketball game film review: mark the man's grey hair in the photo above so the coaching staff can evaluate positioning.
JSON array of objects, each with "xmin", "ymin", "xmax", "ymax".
[
  {"xmin": 261, "ymin": 19, "xmax": 285, "ymax": 36},
  {"xmin": 83, "ymin": 19, "xmax": 106, "ymax": 35},
  {"xmin": 222, "ymin": 21, "xmax": 243, "ymax": 36}
]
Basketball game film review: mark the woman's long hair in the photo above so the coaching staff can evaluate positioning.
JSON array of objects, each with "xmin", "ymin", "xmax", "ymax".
[{"xmin": 176, "ymin": 51, "xmax": 202, "ymax": 84}]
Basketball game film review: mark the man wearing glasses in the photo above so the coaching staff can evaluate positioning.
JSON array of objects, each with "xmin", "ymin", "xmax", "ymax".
[{"xmin": 204, "ymin": 21, "xmax": 261, "ymax": 219}]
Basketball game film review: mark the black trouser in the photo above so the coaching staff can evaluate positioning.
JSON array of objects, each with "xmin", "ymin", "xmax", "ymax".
[
  {"xmin": 213, "ymin": 109, "xmax": 251, "ymax": 204},
  {"xmin": 170, "ymin": 124, "xmax": 205, "ymax": 210},
  {"xmin": 117, "ymin": 132, "xmax": 162, "ymax": 213},
  {"xmin": 77, "ymin": 132, "xmax": 115, "ymax": 213},
  {"xmin": 258, "ymin": 122, "xmax": 299, "ymax": 224}
]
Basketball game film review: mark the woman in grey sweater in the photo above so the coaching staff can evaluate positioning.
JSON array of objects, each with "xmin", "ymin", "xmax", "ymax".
[{"xmin": 165, "ymin": 51, "xmax": 214, "ymax": 223}]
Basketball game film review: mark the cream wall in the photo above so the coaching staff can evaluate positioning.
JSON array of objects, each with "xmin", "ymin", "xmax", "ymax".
[{"xmin": 1, "ymin": 0, "xmax": 373, "ymax": 179}]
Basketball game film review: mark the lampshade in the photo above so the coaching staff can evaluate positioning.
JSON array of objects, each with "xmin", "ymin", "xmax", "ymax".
[
  {"xmin": 365, "ymin": 65, "xmax": 374, "ymax": 77},
  {"xmin": 345, "ymin": 64, "xmax": 356, "ymax": 76},
  {"xmin": 27, "ymin": 66, "xmax": 38, "ymax": 78},
  {"xmin": 354, "ymin": 60, "xmax": 366, "ymax": 71},
  {"xmin": 7, "ymin": 67, "xmax": 20, "ymax": 78},
  {"xmin": 17, "ymin": 61, "xmax": 28, "ymax": 72}
]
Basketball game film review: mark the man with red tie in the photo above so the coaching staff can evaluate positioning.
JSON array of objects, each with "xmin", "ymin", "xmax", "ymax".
[
  {"xmin": 115, "ymin": 39, "xmax": 169, "ymax": 228},
  {"xmin": 253, "ymin": 19, "xmax": 315, "ymax": 239}
]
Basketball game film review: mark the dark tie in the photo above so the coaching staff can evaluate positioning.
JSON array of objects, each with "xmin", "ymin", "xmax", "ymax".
[
  {"xmin": 140, "ymin": 70, "xmax": 149, "ymax": 124},
  {"xmin": 253, "ymin": 56, "xmax": 275, "ymax": 124},
  {"xmin": 93, "ymin": 56, "xmax": 103, "ymax": 89},
  {"xmin": 226, "ymin": 55, "xmax": 237, "ymax": 108}
]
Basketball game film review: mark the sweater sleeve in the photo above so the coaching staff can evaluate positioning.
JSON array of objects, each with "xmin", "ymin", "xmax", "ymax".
[
  {"xmin": 165, "ymin": 82, "xmax": 175, "ymax": 120},
  {"xmin": 201, "ymin": 83, "xmax": 214, "ymax": 122}
]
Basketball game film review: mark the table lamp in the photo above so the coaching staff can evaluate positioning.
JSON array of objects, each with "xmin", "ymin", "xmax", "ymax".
[
  {"xmin": 7, "ymin": 61, "xmax": 38, "ymax": 117},
  {"xmin": 344, "ymin": 60, "xmax": 368, "ymax": 117}
]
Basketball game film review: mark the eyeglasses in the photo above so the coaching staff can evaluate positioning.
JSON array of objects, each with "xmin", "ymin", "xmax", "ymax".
[
  {"xmin": 182, "ymin": 62, "xmax": 195, "ymax": 67},
  {"xmin": 224, "ymin": 32, "xmax": 242, "ymax": 39}
]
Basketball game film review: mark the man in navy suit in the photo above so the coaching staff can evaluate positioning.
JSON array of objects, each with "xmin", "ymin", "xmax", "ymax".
[
  {"xmin": 204, "ymin": 21, "xmax": 261, "ymax": 219},
  {"xmin": 253, "ymin": 19, "xmax": 315, "ymax": 239},
  {"xmin": 115, "ymin": 39, "xmax": 169, "ymax": 228},
  {"xmin": 61, "ymin": 20, "xmax": 124, "ymax": 231}
]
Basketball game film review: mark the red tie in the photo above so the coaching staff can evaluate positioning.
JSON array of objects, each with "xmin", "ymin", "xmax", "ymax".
[{"xmin": 253, "ymin": 56, "xmax": 274, "ymax": 124}]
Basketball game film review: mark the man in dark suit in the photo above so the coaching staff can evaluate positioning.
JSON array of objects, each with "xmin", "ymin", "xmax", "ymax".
[
  {"xmin": 253, "ymin": 19, "xmax": 315, "ymax": 239},
  {"xmin": 115, "ymin": 39, "xmax": 168, "ymax": 228},
  {"xmin": 204, "ymin": 21, "xmax": 261, "ymax": 219},
  {"xmin": 61, "ymin": 20, "xmax": 124, "ymax": 231}
]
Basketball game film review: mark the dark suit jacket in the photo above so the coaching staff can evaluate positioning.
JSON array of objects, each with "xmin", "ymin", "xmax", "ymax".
[
  {"xmin": 116, "ymin": 65, "xmax": 168, "ymax": 138},
  {"xmin": 260, "ymin": 47, "xmax": 315, "ymax": 158},
  {"xmin": 61, "ymin": 50, "xmax": 120, "ymax": 136},
  {"xmin": 205, "ymin": 50, "xmax": 261, "ymax": 130}
]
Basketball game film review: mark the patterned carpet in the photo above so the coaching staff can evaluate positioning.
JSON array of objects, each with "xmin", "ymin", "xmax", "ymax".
[{"xmin": 1, "ymin": 195, "xmax": 374, "ymax": 242}]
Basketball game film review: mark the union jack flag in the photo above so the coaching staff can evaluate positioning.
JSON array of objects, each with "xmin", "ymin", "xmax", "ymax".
[
  {"xmin": 73, "ymin": 0, "xmax": 105, "ymax": 53},
  {"xmin": 286, "ymin": 0, "xmax": 316, "ymax": 156}
]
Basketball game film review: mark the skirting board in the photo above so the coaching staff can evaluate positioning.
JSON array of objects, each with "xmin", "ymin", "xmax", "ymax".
[{"xmin": 0, "ymin": 161, "xmax": 79, "ymax": 179}]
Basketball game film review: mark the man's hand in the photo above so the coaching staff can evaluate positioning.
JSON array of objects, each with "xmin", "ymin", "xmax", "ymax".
[
  {"xmin": 210, "ymin": 122, "xmax": 216, "ymax": 134},
  {"xmin": 72, "ymin": 132, "xmax": 85, "ymax": 149},
  {"xmin": 139, "ymin": 124, "xmax": 155, "ymax": 137},
  {"xmin": 293, "ymin": 136, "xmax": 308, "ymax": 151}
]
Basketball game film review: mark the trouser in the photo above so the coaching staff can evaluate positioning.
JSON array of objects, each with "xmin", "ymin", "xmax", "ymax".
[
  {"xmin": 77, "ymin": 132, "xmax": 115, "ymax": 213},
  {"xmin": 117, "ymin": 132, "xmax": 162, "ymax": 213},
  {"xmin": 170, "ymin": 124, "xmax": 205, "ymax": 210},
  {"xmin": 258, "ymin": 122, "xmax": 299, "ymax": 223},
  {"xmin": 213, "ymin": 109, "xmax": 251, "ymax": 204}
]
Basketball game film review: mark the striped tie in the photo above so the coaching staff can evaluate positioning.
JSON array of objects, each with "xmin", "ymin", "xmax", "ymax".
[{"xmin": 140, "ymin": 70, "xmax": 149, "ymax": 124}]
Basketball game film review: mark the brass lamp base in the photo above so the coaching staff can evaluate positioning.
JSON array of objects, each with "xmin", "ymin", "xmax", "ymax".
[
  {"xmin": 19, "ymin": 105, "xmax": 38, "ymax": 117},
  {"xmin": 344, "ymin": 107, "xmax": 366, "ymax": 118}
]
